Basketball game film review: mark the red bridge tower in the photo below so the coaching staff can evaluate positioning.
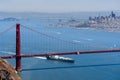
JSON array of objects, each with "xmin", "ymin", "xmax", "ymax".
[{"xmin": 16, "ymin": 24, "xmax": 21, "ymax": 71}]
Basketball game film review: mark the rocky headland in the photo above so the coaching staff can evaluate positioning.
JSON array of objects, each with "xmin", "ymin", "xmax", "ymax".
[{"xmin": 0, "ymin": 58, "xmax": 21, "ymax": 80}]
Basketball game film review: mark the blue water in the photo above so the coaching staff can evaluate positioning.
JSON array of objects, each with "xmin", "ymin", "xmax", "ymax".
[{"xmin": 0, "ymin": 16, "xmax": 120, "ymax": 80}]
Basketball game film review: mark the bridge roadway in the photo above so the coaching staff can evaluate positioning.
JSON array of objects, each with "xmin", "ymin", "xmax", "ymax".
[{"xmin": 1, "ymin": 49, "xmax": 120, "ymax": 59}]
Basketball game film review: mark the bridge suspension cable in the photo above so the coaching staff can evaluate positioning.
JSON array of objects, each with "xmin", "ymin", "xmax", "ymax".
[
  {"xmin": 21, "ymin": 25, "xmax": 109, "ymax": 49},
  {"xmin": 0, "ymin": 25, "xmax": 15, "ymax": 36}
]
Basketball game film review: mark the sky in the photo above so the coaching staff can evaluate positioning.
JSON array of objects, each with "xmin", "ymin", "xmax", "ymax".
[{"xmin": 0, "ymin": 0, "xmax": 120, "ymax": 13}]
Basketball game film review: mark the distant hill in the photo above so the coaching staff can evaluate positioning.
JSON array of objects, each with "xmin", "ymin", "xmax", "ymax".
[{"xmin": 0, "ymin": 17, "xmax": 19, "ymax": 21}]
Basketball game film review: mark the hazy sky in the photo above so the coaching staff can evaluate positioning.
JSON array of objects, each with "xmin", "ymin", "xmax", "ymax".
[{"xmin": 0, "ymin": 0, "xmax": 120, "ymax": 13}]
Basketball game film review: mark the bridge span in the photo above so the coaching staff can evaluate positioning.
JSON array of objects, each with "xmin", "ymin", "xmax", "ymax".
[{"xmin": 0, "ymin": 23, "xmax": 120, "ymax": 72}]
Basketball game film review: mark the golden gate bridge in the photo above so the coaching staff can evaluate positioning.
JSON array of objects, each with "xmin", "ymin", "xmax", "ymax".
[{"xmin": 0, "ymin": 23, "xmax": 120, "ymax": 72}]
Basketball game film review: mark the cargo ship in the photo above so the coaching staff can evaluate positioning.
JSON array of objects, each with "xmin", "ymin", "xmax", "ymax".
[{"xmin": 46, "ymin": 55, "xmax": 74, "ymax": 63}]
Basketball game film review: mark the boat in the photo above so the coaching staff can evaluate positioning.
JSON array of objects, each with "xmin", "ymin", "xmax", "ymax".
[{"xmin": 46, "ymin": 55, "xmax": 74, "ymax": 63}]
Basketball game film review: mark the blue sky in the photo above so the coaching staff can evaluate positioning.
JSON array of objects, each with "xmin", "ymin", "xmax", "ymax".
[{"xmin": 0, "ymin": 0, "xmax": 120, "ymax": 13}]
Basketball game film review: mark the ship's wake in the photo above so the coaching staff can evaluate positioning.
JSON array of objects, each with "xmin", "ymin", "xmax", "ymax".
[{"xmin": 0, "ymin": 51, "xmax": 47, "ymax": 60}]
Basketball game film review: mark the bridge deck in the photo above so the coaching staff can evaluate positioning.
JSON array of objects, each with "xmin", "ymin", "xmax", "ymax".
[{"xmin": 1, "ymin": 49, "xmax": 120, "ymax": 59}]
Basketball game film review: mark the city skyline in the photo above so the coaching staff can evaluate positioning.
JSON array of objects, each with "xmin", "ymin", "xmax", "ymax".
[{"xmin": 0, "ymin": 0, "xmax": 120, "ymax": 13}]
